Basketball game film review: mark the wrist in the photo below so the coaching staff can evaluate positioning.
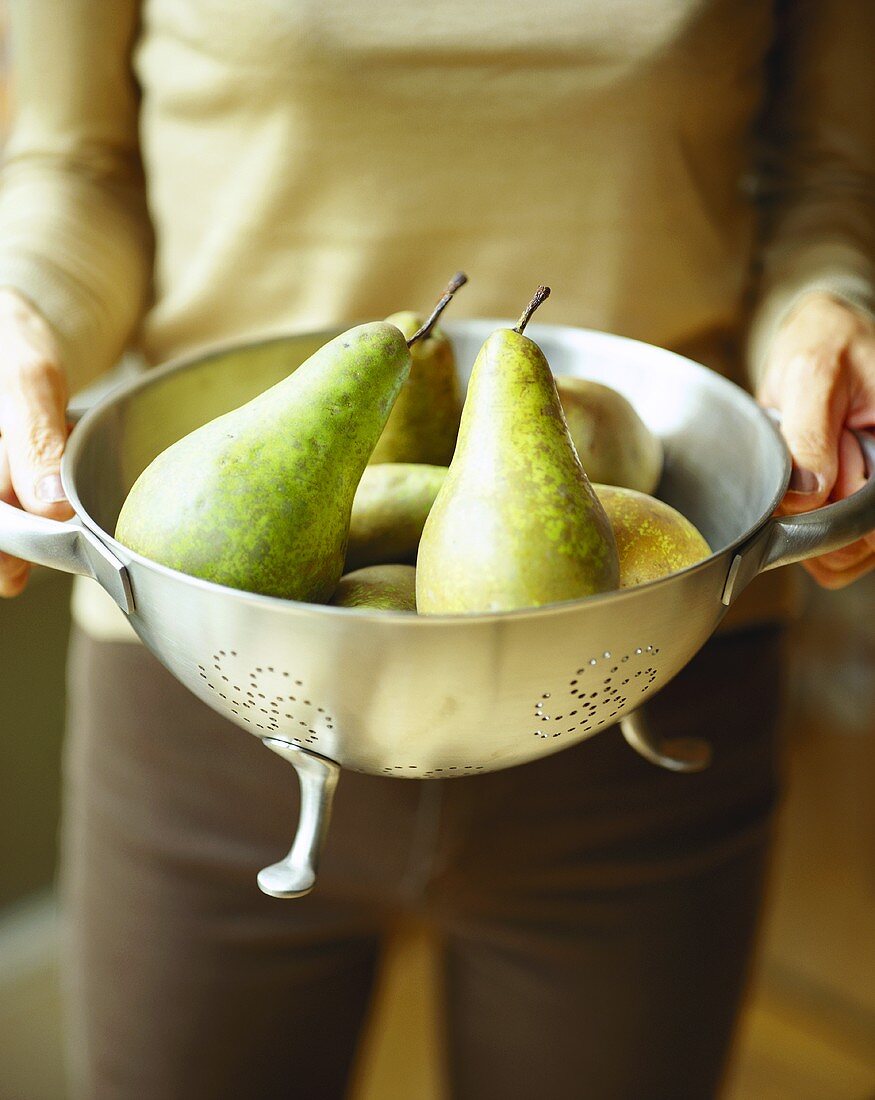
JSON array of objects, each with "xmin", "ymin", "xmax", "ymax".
[{"xmin": 782, "ymin": 289, "xmax": 874, "ymax": 331}]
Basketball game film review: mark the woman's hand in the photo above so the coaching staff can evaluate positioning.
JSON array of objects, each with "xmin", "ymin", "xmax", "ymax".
[
  {"xmin": 0, "ymin": 288, "xmax": 73, "ymax": 596},
  {"xmin": 758, "ymin": 293, "xmax": 875, "ymax": 589}
]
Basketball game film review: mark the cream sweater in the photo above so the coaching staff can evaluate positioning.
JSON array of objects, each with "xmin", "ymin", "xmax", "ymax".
[{"xmin": 0, "ymin": 0, "xmax": 872, "ymax": 638}]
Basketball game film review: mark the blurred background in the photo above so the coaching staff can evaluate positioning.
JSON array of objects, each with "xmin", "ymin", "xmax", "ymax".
[{"xmin": 0, "ymin": 7, "xmax": 873, "ymax": 1100}]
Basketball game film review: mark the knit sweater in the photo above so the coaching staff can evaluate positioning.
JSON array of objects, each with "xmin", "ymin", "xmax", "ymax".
[{"xmin": 0, "ymin": 0, "xmax": 872, "ymax": 638}]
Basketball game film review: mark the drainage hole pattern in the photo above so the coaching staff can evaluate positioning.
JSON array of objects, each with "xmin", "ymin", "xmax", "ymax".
[
  {"xmin": 198, "ymin": 652, "xmax": 484, "ymax": 777},
  {"xmin": 197, "ymin": 650, "xmax": 334, "ymax": 748},
  {"xmin": 531, "ymin": 645, "xmax": 660, "ymax": 741},
  {"xmin": 379, "ymin": 764, "xmax": 486, "ymax": 779}
]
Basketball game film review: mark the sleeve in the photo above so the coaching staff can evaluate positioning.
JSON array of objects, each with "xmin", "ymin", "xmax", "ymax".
[
  {"xmin": 0, "ymin": 0, "xmax": 153, "ymax": 394},
  {"xmin": 747, "ymin": 0, "xmax": 875, "ymax": 386}
]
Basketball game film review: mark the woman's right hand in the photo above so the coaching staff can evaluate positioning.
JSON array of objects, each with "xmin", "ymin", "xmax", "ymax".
[{"xmin": 0, "ymin": 288, "xmax": 73, "ymax": 596}]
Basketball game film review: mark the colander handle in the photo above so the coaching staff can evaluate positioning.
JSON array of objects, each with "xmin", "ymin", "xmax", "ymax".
[
  {"xmin": 722, "ymin": 430, "xmax": 875, "ymax": 605},
  {"xmin": 0, "ymin": 499, "xmax": 133, "ymax": 613}
]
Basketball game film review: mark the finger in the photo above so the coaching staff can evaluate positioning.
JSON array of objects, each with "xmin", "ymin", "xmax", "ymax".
[
  {"xmin": 806, "ymin": 431, "xmax": 873, "ymax": 571},
  {"xmin": 0, "ymin": 358, "xmax": 74, "ymax": 520},
  {"xmin": 0, "ymin": 440, "xmax": 31, "ymax": 596},
  {"xmin": 809, "ymin": 536, "xmax": 873, "ymax": 574},
  {"xmin": 846, "ymin": 334, "xmax": 875, "ymax": 430},
  {"xmin": 836, "ymin": 428, "xmax": 875, "ymax": 554},
  {"xmin": 833, "ymin": 429, "xmax": 867, "ymax": 501},
  {"xmin": 0, "ymin": 555, "xmax": 29, "ymax": 597},
  {"xmin": 776, "ymin": 353, "xmax": 848, "ymax": 513},
  {"xmin": 802, "ymin": 551, "xmax": 875, "ymax": 590}
]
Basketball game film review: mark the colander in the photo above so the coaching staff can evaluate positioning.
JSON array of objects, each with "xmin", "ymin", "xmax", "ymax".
[{"xmin": 2, "ymin": 322, "xmax": 873, "ymax": 898}]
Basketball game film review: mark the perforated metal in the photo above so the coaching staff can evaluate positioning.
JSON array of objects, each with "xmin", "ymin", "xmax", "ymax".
[
  {"xmin": 198, "ymin": 650, "xmax": 334, "ymax": 749},
  {"xmin": 196, "ymin": 641, "xmax": 663, "ymax": 775},
  {"xmin": 530, "ymin": 644, "xmax": 661, "ymax": 742}
]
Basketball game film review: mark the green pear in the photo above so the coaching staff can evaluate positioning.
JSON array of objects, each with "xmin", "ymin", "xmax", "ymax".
[
  {"xmin": 115, "ymin": 324, "xmax": 410, "ymax": 601},
  {"xmin": 417, "ymin": 288, "xmax": 620, "ymax": 614},
  {"xmin": 115, "ymin": 276, "xmax": 465, "ymax": 601},
  {"xmin": 369, "ymin": 310, "xmax": 463, "ymax": 466},
  {"xmin": 556, "ymin": 377, "xmax": 663, "ymax": 494},
  {"xmin": 594, "ymin": 484, "xmax": 710, "ymax": 587},
  {"xmin": 330, "ymin": 564, "xmax": 417, "ymax": 611},
  {"xmin": 347, "ymin": 463, "xmax": 449, "ymax": 570}
]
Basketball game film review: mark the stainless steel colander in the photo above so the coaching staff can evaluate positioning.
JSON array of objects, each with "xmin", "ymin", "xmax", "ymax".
[{"xmin": 2, "ymin": 322, "xmax": 873, "ymax": 898}]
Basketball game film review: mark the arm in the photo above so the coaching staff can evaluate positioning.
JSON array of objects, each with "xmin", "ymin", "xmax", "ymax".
[
  {"xmin": 749, "ymin": 0, "xmax": 875, "ymax": 587},
  {"xmin": 0, "ymin": 0, "xmax": 152, "ymax": 595}
]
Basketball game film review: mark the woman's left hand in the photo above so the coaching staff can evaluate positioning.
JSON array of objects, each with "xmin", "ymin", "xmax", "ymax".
[{"xmin": 758, "ymin": 292, "xmax": 875, "ymax": 589}]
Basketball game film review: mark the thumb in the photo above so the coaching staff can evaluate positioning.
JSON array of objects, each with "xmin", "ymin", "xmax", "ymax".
[
  {"xmin": 773, "ymin": 353, "xmax": 848, "ymax": 514},
  {"xmin": 0, "ymin": 360, "xmax": 73, "ymax": 520}
]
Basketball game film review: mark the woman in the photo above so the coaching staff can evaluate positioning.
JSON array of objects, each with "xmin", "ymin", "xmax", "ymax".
[{"xmin": 0, "ymin": 2, "xmax": 873, "ymax": 1097}]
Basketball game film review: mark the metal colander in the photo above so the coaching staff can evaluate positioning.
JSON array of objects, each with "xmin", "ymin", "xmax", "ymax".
[{"xmin": 2, "ymin": 321, "xmax": 873, "ymax": 897}]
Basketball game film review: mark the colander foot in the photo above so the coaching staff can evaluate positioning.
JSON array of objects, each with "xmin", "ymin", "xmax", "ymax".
[
  {"xmin": 620, "ymin": 709, "xmax": 712, "ymax": 773},
  {"xmin": 257, "ymin": 738, "xmax": 340, "ymax": 899}
]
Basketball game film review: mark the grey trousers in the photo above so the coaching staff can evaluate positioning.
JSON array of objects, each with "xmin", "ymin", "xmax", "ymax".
[{"xmin": 60, "ymin": 625, "xmax": 784, "ymax": 1100}]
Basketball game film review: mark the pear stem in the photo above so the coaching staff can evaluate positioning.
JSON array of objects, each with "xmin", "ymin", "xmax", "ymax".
[
  {"xmin": 514, "ymin": 285, "xmax": 551, "ymax": 335},
  {"xmin": 407, "ymin": 271, "xmax": 468, "ymax": 347}
]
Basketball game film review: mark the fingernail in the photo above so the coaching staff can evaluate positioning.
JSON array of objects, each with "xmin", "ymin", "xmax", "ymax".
[
  {"xmin": 788, "ymin": 467, "xmax": 820, "ymax": 494},
  {"xmin": 35, "ymin": 474, "xmax": 67, "ymax": 503}
]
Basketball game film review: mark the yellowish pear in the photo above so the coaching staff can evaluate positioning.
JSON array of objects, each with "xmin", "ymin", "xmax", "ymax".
[
  {"xmin": 594, "ymin": 484, "xmax": 710, "ymax": 587},
  {"xmin": 417, "ymin": 288, "xmax": 619, "ymax": 613},
  {"xmin": 347, "ymin": 463, "xmax": 448, "ymax": 570},
  {"xmin": 330, "ymin": 565, "xmax": 417, "ymax": 611},
  {"xmin": 369, "ymin": 274, "xmax": 466, "ymax": 465},
  {"xmin": 556, "ymin": 377, "xmax": 663, "ymax": 494}
]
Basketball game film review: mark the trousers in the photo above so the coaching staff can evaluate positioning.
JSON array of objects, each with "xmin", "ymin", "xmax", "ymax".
[{"xmin": 60, "ymin": 624, "xmax": 784, "ymax": 1099}]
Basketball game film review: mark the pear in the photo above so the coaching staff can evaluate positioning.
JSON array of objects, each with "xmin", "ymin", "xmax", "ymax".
[
  {"xmin": 594, "ymin": 484, "xmax": 710, "ymax": 587},
  {"xmin": 556, "ymin": 377, "xmax": 663, "ymax": 494},
  {"xmin": 115, "ymin": 277, "xmax": 465, "ymax": 601},
  {"xmin": 370, "ymin": 286, "xmax": 464, "ymax": 465},
  {"xmin": 417, "ymin": 288, "xmax": 620, "ymax": 614},
  {"xmin": 347, "ymin": 463, "xmax": 449, "ymax": 570},
  {"xmin": 330, "ymin": 564, "xmax": 417, "ymax": 611}
]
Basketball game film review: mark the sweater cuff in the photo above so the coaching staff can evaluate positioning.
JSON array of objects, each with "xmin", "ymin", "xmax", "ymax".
[{"xmin": 746, "ymin": 240, "xmax": 875, "ymax": 392}]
